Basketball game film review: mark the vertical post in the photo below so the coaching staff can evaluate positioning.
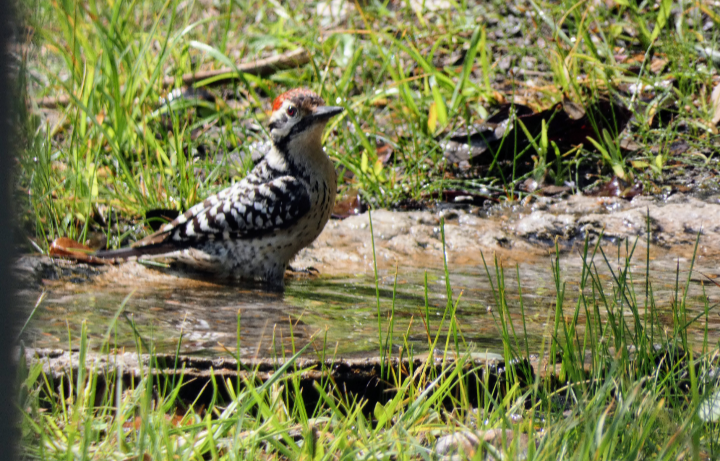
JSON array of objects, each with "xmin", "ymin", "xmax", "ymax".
[{"xmin": 0, "ymin": 0, "xmax": 19, "ymax": 458}]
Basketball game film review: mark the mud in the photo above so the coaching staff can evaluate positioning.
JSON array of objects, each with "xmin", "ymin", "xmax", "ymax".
[
  {"xmin": 18, "ymin": 192, "xmax": 719, "ymax": 289},
  {"xmin": 295, "ymin": 193, "xmax": 720, "ymax": 275}
]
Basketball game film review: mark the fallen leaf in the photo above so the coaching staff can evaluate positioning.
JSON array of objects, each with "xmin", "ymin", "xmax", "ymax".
[
  {"xmin": 428, "ymin": 102, "xmax": 438, "ymax": 133},
  {"xmin": 520, "ymin": 178, "xmax": 539, "ymax": 192},
  {"xmin": 49, "ymin": 237, "xmax": 113, "ymax": 265},
  {"xmin": 668, "ymin": 140, "xmax": 689, "ymax": 156},
  {"xmin": 122, "ymin": 416, "xmax": 143, "ymax": 431},
  {"xmin": 539, "ymin": 184, "xmax": 571, "ymax": 196},
  {"xmin": 332, "ymin": 190, "xmax": 366, "ymax": 219},
  {"xmin": 620, "ymin": 136, "xmax": 642, "ymax": 152},
  {"xmin": 650, "ymin": 57, "xmax": 668, "ymax": 74},
  {"xmin": 49, "ymin": 237, "xmax": 93, "ymax": 256},
  {"xmin": 376, "ymin": 142, "xmax": 394, "ymax": 164}
]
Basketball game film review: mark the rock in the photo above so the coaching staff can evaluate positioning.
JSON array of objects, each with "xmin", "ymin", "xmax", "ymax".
[
  {"xmin": 507, "ymin": 194, "xmax": 720, "ymax": 253},
  {"xmin": 510, "ymin": 211, "xmax": 577, "ymax": 242},
  {"xmin": 436, "ymin": 428, "xmax": 533, "ymax": 460},
  {"xmin": 436, "ymin": 431, "xmax": 480, "ymax": 458}
]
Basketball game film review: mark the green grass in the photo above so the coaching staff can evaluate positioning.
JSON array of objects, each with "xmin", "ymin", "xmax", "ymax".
[
  {"xmin": 17, "ymin": 220, "xmax": 720, "ymax": 460},
  {"xmin": 15, "ymin": 0, "xmax": 720, "ymax": 250},
  {"xmin": 12, "ymin": 2, "xmax": 720, "ymax": 458}
]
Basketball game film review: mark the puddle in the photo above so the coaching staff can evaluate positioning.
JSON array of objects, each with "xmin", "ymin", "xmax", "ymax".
[
  {"xmin": 17, "ymin": 247, "xmax": 720, "ymax": 360},
  {"xmin": 16, "ymin": 193, "xmax": 720, "ymax": 359}
]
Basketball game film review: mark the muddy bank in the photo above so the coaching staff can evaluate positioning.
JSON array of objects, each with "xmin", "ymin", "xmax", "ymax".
[
  {"xmin": 297, "ymin": 193, "xmax": 720, "ymax": 276},
  {"xmin": 24, "ymin": 347, "xmax": 535, "ymax": 411},
  {"xmin": 15, "ymin": 192, "xmax": 720, "ymax": 288},
  {"xmin": 24, "ymin": 347, "xmax": 511, "ymax": 381}
]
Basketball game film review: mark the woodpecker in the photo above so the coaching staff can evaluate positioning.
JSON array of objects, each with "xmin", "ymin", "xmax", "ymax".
[{"xmin": 96, "ymin": 88, "xmax": 343, "ymax": 286}]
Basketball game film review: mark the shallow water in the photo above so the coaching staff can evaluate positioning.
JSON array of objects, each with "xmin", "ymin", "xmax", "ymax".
[{"xmin": 18, "ymin": 244, "xmax": 720, "ymax": 360}]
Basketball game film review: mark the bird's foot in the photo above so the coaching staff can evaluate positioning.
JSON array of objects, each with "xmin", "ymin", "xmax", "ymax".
[{"xmin": 285, "ymin": 265, "xmax": 320, "ymax": 278}]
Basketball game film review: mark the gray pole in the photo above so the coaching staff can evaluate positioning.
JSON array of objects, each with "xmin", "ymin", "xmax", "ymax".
[{"xmin": 0, "ymin": 0, "xmax": 19, "ymax": 457}]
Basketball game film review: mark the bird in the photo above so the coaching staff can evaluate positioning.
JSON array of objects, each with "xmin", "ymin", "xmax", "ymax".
[{"xmin": 95, "ymin": 88, "xmax": 343, "ymax": 286}]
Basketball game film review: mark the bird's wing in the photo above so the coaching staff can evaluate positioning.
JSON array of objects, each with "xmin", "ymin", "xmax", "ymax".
[{"xmin": 133, "ymin": 175, "xmax": 311, "ymax": 248}]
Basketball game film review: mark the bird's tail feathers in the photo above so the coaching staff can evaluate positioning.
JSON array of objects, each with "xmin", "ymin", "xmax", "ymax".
[{"xmin": 94, "ymin": 243, "xmax": 182, "ymax": 261}]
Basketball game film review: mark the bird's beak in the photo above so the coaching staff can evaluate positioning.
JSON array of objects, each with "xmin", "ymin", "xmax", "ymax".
[{"xmin": 312, "ymin": 106, "xmax": 344, "ymax": 122}]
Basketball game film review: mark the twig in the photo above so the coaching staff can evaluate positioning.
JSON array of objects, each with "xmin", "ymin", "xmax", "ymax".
[
  {"xmin": 35, "ymin": 95, "xmax": 70, "ymax": 109},
  {"xmin": 161, "ymin": 47, "xmax": 310, "ymax": 87},
  {"xmin": 33, "ymin": 48, "xmax": 310, "ymax": 108}
]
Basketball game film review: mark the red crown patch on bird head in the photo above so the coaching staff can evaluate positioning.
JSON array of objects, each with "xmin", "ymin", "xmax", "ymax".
[{"xmin": 272, "ymin": 88, "xmax": 324, "ymax": 112}]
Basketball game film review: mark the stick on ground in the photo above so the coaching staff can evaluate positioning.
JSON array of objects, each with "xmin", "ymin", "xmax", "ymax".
[{"xmin": 34, "ymin": 48, "xmax": 310, "ymax": 109}]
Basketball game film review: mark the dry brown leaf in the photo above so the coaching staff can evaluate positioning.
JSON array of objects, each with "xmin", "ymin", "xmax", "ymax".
[
  {"xmin": 49, "ymin": 237, "xmax": 93, "ymax": 256},
  {"xmin": 48, "ymin": 237, "xmax": 112, "ymax": 265},
  {"xmin": 122, "ymin": 416, "xmax": 143, "ymax": 431},
  {"xmin": 650, "ymin": 58, "xmax": 668, "ymax": 74}
]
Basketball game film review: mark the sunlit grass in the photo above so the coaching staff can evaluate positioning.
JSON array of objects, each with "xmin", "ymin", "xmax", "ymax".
[
  {"xmin": 15, "ymin": 0, "xmax": 720, "ymax": 250},
  {"xmin": 17, "ymin": 221, "xmax": 720, "ymax": 460},
  {"xmin": 13, "ymin": 1, "xmax": 720, "ymax": 458}
]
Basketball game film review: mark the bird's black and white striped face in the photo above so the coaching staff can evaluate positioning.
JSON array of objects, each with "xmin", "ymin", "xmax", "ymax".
[{"xmin": 267, "ymin": 89, "xmax": 343, "ymax": 148}]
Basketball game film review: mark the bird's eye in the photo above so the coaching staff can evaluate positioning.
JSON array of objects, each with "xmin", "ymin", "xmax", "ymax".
[{"xmin": 286, "ymin": 106, "xmax": 297, "ymax": 117}]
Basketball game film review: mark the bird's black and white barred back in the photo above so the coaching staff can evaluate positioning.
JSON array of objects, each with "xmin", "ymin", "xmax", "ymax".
[
  {"xmin": 94, "ymin": 88, "xmax": 343, "ymax": 286},
  {"xmin": 161, "ymin": 175, "xmax": 311, "ymax": 242}
]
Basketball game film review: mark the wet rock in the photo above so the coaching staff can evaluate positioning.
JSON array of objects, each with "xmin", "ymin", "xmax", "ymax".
[
  {"xmin": 436, "ymin": 428, "xmax": 532, "ymax": 460},
  {"xmin": 576, "ymin": 208, "xmax": 657, "ymax": 241},
  {"xmin": 510, "ymin": 211, "xmax": 577, "ymax": 242},
  {"xmin": 510, "ymin": 194, "xmax": 720, "ymax": 250},
  {"xmin": 294, "ymin": 209, "xmax": 540, "ymax": 275},
  {"xmin": 14, "ymin": 255, "xmax": 101, "ymax": 287},
  {"xmin": 543, "ymin": 194, "xmax": 627, "ymax": 215}
]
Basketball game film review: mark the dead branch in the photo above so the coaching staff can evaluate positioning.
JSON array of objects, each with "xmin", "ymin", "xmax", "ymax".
[
  {"xmin": 35, "ymin": 95, "xmax": 70, "ymax": 109},
  {"xmin": 33, "ymin": 48, "xmax": 310, "ymax": 109},
  {"xmin": 161, "ymin": 47, "xmax": 310, "ymax": 88}
]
